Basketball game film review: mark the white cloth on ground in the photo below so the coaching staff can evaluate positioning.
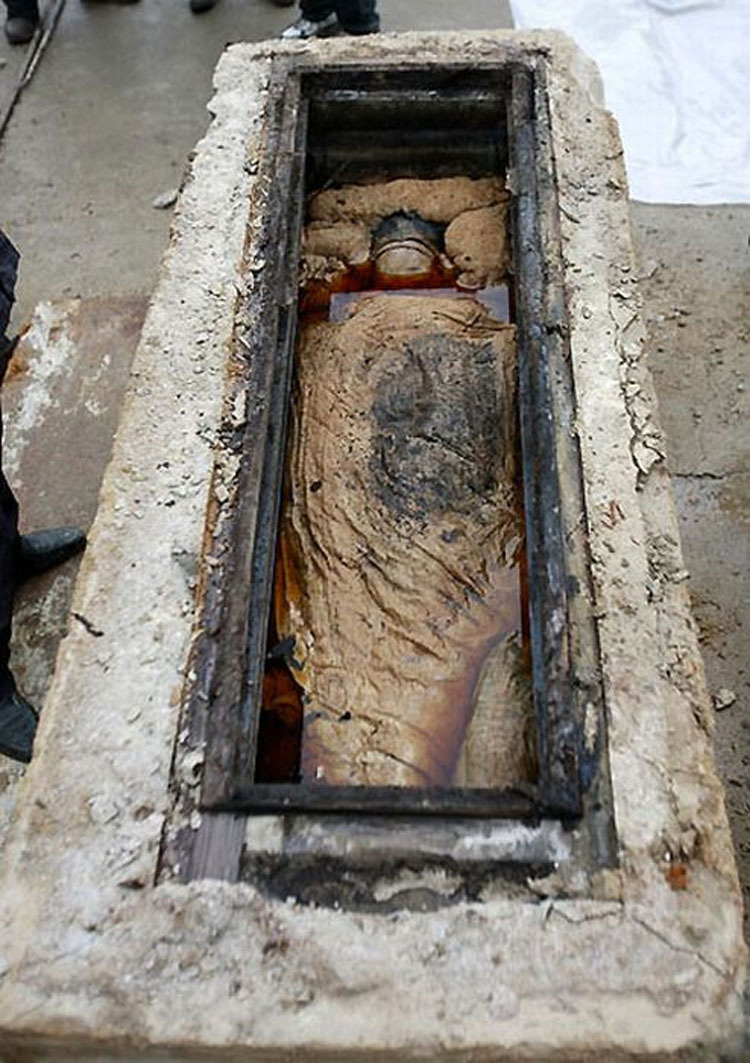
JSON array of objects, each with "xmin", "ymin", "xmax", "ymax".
[{"xmin": 510, "ymin": 0, "xmax": 750, "ymax": 204}]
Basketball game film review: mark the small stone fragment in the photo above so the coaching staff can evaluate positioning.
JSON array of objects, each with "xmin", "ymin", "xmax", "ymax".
[
  {"xmin": 152, "ymin": 188, "xmax": 179, "ymax": 210},
  {"xmin": 88, "ymin": 795, "xmax": 120, "ymax": 825},
  {"xmin": 713, "ymin": 688, "xmax": 737, "ymax": 712},
  {"xmin": 231, "ymin": 390, "xmax": 247, "ymax": 427},
  {"xmin": 179, "ymin": 750, "xmax": 205, "ymax": 788}
]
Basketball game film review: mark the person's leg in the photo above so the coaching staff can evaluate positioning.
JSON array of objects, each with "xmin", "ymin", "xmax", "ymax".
[
  {"xmin": 0, "ymin": 410, "xmax": 37, "ymax": 765},
  {"xmin": 0, "ymin": 447, "xmax": 18, "ymax": 701},
  {"xmin": 334, "ymin": 0, "xmax": 378, "ymax": 34},
  {"xmin": 0, "ymin": 231, "xmax": 19, "ymax": 702},
  {"xmin": 4, "ymin": 0, "xmax": 39, "ymax": 44},
  {"xmin": 0, "ymin": 444, "xmax": 84, "ymax": 765},
  {"xmin": 298, "ymin": 0, "xmax": 335, "ymax": 18},
  {"xmin": 0, "ymin": 236, "xmax": 18, "ymax": 701},
  {"xmin": 5, "ymin": 0, "xmax": 38, "ymax": 16}
]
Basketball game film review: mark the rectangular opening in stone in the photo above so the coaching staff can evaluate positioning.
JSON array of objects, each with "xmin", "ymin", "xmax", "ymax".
[{"xmin": 179, "ymin": 61, "xmax": 612, "ymax": 835}]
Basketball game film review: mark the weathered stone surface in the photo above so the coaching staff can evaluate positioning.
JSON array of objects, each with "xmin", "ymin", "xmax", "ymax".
[{"xmin": 0, "ymin": 30, "xmax": 744, "ymax": 1063}]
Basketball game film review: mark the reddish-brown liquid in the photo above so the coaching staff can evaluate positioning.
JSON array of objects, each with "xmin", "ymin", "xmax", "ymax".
[
  {"xmin": 255, "ymin": 660, "xmax": 304, "ymax": 783},
  {"xmin": 300, "ymin": 258, "xmax": 459, "ymax": 321}
]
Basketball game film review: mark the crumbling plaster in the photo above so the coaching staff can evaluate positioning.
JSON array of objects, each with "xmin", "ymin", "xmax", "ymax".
[{"xmin": 0, "ymin": 31, "xmax": 744, "ymax": 1062}]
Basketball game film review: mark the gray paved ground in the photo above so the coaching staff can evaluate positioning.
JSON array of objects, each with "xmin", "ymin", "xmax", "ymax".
[{"xmin": 0, "ymin": 0, "xmax": 748, "ymax": 936}]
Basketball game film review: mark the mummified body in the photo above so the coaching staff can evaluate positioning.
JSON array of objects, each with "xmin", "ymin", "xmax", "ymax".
[{"xmin": 268, "ymin": 178, "xmax": 533, "ymax": 788}]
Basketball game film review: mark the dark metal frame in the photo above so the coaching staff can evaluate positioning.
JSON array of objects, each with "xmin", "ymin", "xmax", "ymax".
[{"xmin": 174, "ymin": 54, "xmax": 615, "ymax": 870}]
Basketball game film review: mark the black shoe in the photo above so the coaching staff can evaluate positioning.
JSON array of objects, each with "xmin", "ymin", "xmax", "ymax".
[
  {"xmin": 18, "ymin": 526, "xmax": 86, "ymax": 584},
  {"xmin": 0, "ymin": 689, "xmax": 38, "ymax": 764},
  {"xmin": 189, "ymin": 0, "xmax": 217, "ymax": 11},
  {"xmin": 269, "ymin": 0, "xmax": 295, "ymax": 6},
  {"xmin": 4, "ymin": 15, "xmax": 38, "ymax": 44}
]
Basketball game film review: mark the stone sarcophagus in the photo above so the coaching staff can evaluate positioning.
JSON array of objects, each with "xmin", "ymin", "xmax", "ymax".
[{"xmin": 0, "ymin": 30, "xmax": 744, "ymax": 1063}]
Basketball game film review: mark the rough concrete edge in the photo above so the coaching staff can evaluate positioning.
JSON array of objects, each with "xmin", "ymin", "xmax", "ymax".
[
  {"xmin": 0, "ymin": 30, "xmax": 744, "ymax": 1062},
  {"xmin": 543, "ymin": 27, "xmax": 746, "ymax": 1041}
]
